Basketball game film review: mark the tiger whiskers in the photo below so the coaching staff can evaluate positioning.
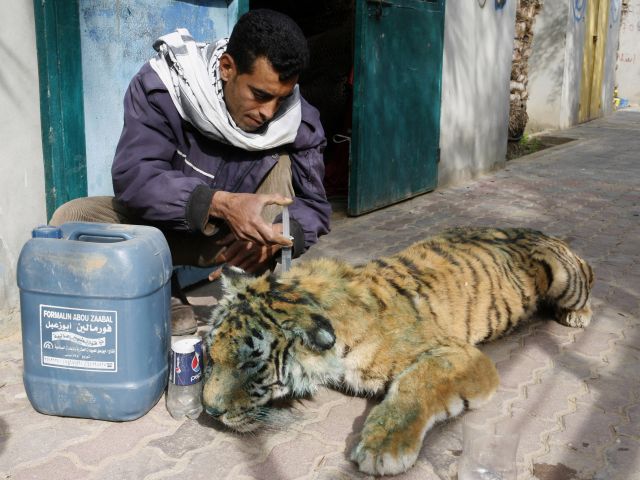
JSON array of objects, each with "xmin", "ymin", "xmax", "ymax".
[{"xmin": 246, "ymin": 405, "xmax": 302, "ymax": 433}]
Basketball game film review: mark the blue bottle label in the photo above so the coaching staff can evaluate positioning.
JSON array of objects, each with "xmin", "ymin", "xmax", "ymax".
[
  {"xmin": 39, "ymin": 304, "xmax": 118, "ymax": 372},
  {"xmin": 169, "ymin": 342, "xmax": 203, "ymax": 386}
]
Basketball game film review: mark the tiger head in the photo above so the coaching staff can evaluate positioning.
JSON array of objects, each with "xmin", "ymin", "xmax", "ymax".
[{"xmin": 202, "ymin": 267, "xmax": 339, "ymax": 432}]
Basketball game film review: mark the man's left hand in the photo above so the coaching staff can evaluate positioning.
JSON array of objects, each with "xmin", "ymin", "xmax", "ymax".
[{"xmin": 208, "ymin": 223, "xmax": 286, "ymax": 280}]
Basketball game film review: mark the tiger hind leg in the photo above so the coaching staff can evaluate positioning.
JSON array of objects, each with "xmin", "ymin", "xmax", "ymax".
[{"xmin": 350, "ymin": 342, "xmax": 499, "ymax": 476}]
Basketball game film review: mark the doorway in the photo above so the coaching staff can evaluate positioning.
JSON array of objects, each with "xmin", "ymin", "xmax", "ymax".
[
  {"xmin": 250, "ymin": 0, "xmax": 446, "ymax": 216},
  {"xmin": 250, "ymin": 0, "xmax": 355, "ymax": 201}
]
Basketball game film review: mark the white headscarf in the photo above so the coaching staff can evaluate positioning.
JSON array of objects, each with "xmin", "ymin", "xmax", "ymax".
[{"xmin": 150, "ymin": 28, "xmax": 302, "ymax": 151}]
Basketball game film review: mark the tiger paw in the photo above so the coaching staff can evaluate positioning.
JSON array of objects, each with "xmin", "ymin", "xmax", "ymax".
[
  {"xmin": 351, "ymin": 439, "xmax": 419, "ymax": 476},
  {"xmin": 556, "ymin": 305, "xmax": 592, "ymax": 328},
  {"xmin": 350, "ymin": 430, "xmax": 420, "ymax": 476}
]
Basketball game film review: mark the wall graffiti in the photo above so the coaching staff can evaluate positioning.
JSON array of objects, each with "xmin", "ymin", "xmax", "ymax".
[
  {"xmin": 610, "ymin": 0, "xmax": 621, "ymax": 24},
  {"xmin": 616, "ymin": 0, "xmax": 640, "ymax": 103},
  {"xmin": 573, "ymin": 0, "xmax": 587, "ymax": 22},
  {"xmin": 620, "ymin": 0, "xmax": 640, "ymax": 34},
  {"xmin": 617, "ymin": 52, "xmax": 637, "ymax": 64},
  {"xmin": 478, "ymin": 0, "xmax": 507, "ymax": 10}
]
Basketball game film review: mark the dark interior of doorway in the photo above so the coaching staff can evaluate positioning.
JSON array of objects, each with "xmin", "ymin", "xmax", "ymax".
[{"xmin": 249, "ymin": 0, "xmax": 355, "ymax": 198}]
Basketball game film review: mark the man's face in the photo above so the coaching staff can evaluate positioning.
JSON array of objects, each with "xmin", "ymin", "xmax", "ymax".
[{"xmin": 219, "ymin": 54, "xmax": 298, "ymax": 132}]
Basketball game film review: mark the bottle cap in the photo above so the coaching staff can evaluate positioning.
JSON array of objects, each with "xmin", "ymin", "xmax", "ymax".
[
  {"xmin": 171, "ymin": 338, "xmax": 197, "ymax": 354},
  {"xmin": 32, "ymin": 225, "xmax": 63, "ymax": 239}
]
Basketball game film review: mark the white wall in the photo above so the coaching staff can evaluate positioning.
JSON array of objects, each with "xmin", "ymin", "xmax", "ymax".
[
  {"xmin": 559, "ymin": 0, "xmax": 587, "ymax": 128},
  {"xmin": 527, "ymin": 1, "xmax": 568, "ymax": 131},
  {"xmin": 438, "ymin": 0, "xmax": 517, "ymax": 187},
  {"xmin": 528, "ymin": 0, "xmax": 622, "ymax": 132},
  {"xmin": 0, "ymin": 1, "xmax": 47, "ymax": 337},
  {"xmin": 527, "ymin": 0, "xmax": 586, "ymax": 132},
  {"xmin": 603, "ymin": 0, "xmax": 623, "ymax": 114},
  {"xmin": 616, "ymin": 0, "xmax": 640, "ymax": 104}
]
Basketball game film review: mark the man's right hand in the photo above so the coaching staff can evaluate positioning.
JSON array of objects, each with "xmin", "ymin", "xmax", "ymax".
[{"xmin": 209, "ymin": 191, "xmax": 293, "ymax": 246}]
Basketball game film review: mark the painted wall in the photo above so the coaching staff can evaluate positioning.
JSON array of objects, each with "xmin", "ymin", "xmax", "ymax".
[
  {"xmin": 438, "ymin": 0, "xmax": 517, "ymax": 187},
  {"xmin": 604, "ymin": 0, "xmax": 623, "ymax": 113},
  {"xmin": 0, "ymin": 2, "xmax": 47, "ymax": 337},
  {"xmin": 527, "ymin": 0, "xmax": 586, "ymax": 131},
  {"xmin": 78, "ymin": 0, "xmax": 233, "ymax": 196},
  {"xmin": 528, "ymin": 1, "xmax": 570, "ymax": 131},
  {"xmin": 616, "ymin": 0, "xmax": 640, "ymax": 104},
  {"xmin": 528, "ymin": 0, "xmax": 622, "ymax": 132}
]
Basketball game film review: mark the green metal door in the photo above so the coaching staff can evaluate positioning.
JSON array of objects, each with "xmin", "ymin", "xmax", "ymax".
[
  {"xmin": 33, "ymin": 0, "xmax": 87, "ymax": 219},
  {"xmin": 349, "ymin": 0, "xmax": 445, "ymax": 216}
]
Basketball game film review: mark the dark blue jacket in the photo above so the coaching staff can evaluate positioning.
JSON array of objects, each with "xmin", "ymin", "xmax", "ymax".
[{"xmin": 112, "ymin": 63, "xmax": 331, "ymax": 252}]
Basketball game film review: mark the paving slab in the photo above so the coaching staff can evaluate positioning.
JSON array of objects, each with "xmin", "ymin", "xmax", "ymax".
[{"xmin": 1, "ymin": 109, "xmax": 639, "ymax": 479}]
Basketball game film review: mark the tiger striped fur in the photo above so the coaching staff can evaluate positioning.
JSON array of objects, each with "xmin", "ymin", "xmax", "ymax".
[{"xmin": 203, "ymin": 227, "xmax": 594, "ymax": 476}]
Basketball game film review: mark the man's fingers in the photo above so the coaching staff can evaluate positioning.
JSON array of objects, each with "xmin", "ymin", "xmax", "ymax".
[
  {"xmin": 229, "ymin": 228, "xmax": 291, "ymax": 247},
  {"xmin": 211, "ymin": 240, "xmax": 279, "ymax": 276},
  {"xmin": 261, "ymin": 194, "xmax": 293, "ymax": 207},
  {"xmin": 213, "ymin": 247, "xmax": 227, "ymax": 264},
  {"xmin": 241, "ymin": 250, "xmax": 271, "ymax": 273},
  {"xmin": 272, "ymin": 234, "xmax": 293, "ymax": 247},
  {"xmin": 225, "ymin": 241, "xmax": 251, "ymax": 260},
  {"xmin": 240, "ymin": 258, "xmax": 259, "ymax": 273},
  {"xmin": 222, "ymin": 194, "xmax": 293, "ymax": 245},
  {"xmin": 226, "ymin": 242, "xmax": 259, "ymax": 269},
  {"xmin": 213, "ymin": 243, "xmax": 255, "ymax": 272},
  {"xmin": 208, "ymin": 268, "xmax": 223, "ymax": 282},
  {"xmin": 253, "ymin": 222, "xmax": 293, "ymax": 247},
  {"xmin": 227, "ymin": 224, "xmax": 261, "ymax": 245},
  {"xmin": 214, "ymin": 233, "xmax": 235, "ymax": 246}
]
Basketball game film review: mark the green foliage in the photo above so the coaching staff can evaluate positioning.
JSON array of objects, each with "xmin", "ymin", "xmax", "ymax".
[{"xmin": 506, "ymin": 134, "xmax": 545, "ymax": 160}]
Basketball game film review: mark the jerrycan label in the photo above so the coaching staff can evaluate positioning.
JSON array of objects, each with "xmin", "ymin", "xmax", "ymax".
[{"xmin": 40, "ymin": 305, "xmax": 118, "ymax": 372}]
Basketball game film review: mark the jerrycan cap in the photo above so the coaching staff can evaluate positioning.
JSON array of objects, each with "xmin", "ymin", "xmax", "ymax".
[{"xmin": 32, "ymin": 225, "xmax": 63, "ymax": 239}]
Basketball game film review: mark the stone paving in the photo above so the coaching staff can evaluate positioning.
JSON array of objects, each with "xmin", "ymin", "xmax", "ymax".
[{"xmin": 1, "ymin": 109, "xmax": 639, "ymax": 479}]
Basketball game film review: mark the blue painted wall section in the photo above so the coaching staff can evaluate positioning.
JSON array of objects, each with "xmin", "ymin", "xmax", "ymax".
[
  {"xmin": 79, "ymin": 0, "xmax": 231, "ymax": 195},
  {"xmin": 610, "ymin": 0, "xmax": 621, "ymax": 24},
  {"xmin": 573, "ymin": 0, "xmax": 587, "ymax": 22}
]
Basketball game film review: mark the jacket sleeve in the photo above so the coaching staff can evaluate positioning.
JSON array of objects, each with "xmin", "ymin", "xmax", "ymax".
[
  {"xmin": 112, "ymin": 69, "xmax": 213, "ymax": 233},
  {"xmin": 288, "ymin": 99, "xmax": 332, "ymax": 251}
]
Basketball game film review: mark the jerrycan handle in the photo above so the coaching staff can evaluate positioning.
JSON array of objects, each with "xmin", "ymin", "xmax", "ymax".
[{"xmin": 67, "ymin": 229, "xmax": 133, "ymax": 243}]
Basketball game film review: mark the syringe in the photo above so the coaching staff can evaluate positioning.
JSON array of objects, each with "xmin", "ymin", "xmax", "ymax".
[{"xmin": 281, "ymin": 206, "xmax": 292, "ymax": 273}]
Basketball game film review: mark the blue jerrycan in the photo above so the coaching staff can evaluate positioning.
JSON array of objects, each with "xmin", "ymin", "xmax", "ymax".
[{"xmin": 17, "ymin": 222, "xmax": 172, "ymax": 421}]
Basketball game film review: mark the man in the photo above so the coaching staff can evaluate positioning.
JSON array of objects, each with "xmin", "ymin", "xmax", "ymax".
[{"xmin": 51, "ymin": 10, "xmax": 331, "ymax": 334}]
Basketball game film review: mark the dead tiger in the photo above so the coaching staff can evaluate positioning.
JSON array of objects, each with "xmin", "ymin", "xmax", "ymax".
[{"xmin": 203, "ymin": 227, "xmax": 594, "ymax": 475}]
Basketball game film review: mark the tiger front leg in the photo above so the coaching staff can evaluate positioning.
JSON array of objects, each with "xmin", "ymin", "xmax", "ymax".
[{"xmin": 350, "ymin": 343, "xmax": 499, "ymax": 476}]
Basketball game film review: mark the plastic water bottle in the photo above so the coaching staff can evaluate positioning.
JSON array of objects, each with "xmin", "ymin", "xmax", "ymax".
[
  {"xmin": 458, "ymin": 421, "xmax": 519, "ymax": 480},
  {"xmin": 458, "ymin": 463, "xmax": 509, "ymax": 480},
  {"xmin": 166, "ymin": 337, "xmax": 204, "ymax": 420}
]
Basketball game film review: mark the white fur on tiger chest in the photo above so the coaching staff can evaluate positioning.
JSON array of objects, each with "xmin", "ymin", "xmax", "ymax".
[{"xmin": 335, "ymin": 340, "xmax": 388, "ymax": 395}]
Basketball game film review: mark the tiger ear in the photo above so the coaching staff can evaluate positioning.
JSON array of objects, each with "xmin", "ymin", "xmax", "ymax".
[
  {"xmin": 283, "ymin": 313, "xmax": 336, "ymax": 352},
  {"xmin": 208, "ymin": 303, "xmax": 225, "ymax": 328},
  {"xmin": 220, "ymin": 265, "xmax": 249, "ymax": 294}
]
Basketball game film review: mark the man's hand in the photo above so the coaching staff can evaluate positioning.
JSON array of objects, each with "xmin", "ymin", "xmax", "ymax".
[
  {"xmin": 212, "ymin": 240, "xmax": 281, "ymax": 276},
  {"xmin": 210, "ymin": 191, "xmax": 293, "ymax": 246},
  {"xmin": 208, "ymin": 224, "xmax": 286, "ymax": 280}
]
